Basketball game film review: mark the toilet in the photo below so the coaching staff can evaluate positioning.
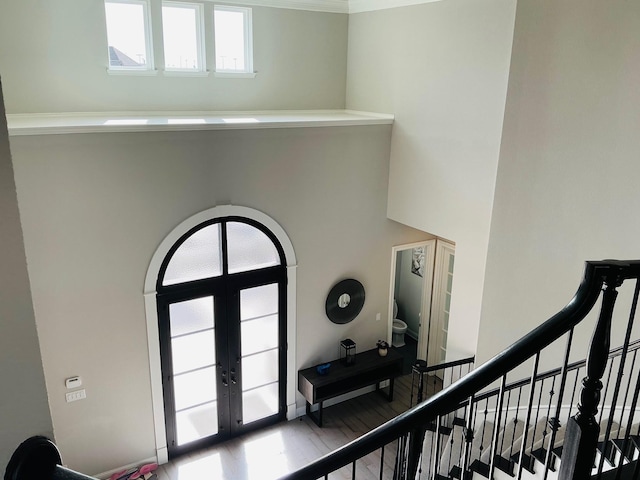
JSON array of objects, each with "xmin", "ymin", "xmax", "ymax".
[{"xmin": 392, "ymin": 300, "xmax": 408, "ymax": 347}]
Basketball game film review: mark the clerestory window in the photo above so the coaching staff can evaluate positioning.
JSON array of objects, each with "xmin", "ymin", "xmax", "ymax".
[
  {"xmin": 214, "ymin": 5, "xmax": 254, "ymax": 76},
  {"xmin": 105, "ymin": 0, "xmax": 154, "ymax": 71},
  {"xmin": 103, "ymin": 1, "xmax": 254, "ymax": 77},
  {"xmin": 162, "ymin": 2, "xmax": 205, "ymax": 72}
]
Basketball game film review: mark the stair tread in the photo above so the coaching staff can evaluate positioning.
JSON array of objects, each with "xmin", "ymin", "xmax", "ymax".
[
  {"xmin": 598, "ymin": 440, "xmax": 618, "ymax": 464},
  {"xmin": 593, "ymin": 461, "xmax": 639, "ymax": 479},
  {"xmin": 611, "ymin": 438, "xmax": 637, "ymax": 461},
  {"xmin": 492, "ymin": 455, "xmax": 515, "ymax": 476},
  {"xmin": 531, "ymin": 447, "xmax": 558, "ymax": 472},
  {"xmin": 452, "ymin": 416, "xmax": 466, "ymax": 427},
  {"xmin": 469, "ymin": 459, "xmax": 489, "ymax": 478},
  {"xmin": 426, "ymin": 422, "xmax": 453, "ymax": 436}
]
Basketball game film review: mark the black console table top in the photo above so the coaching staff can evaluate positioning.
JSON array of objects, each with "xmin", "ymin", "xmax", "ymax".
[{"xmin": 298, "ymin": 348, "xmax": 403, "ymax": 426}]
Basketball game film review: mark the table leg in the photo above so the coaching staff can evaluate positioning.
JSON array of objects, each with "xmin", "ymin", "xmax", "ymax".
[
  {"xmin": 306, "ymin": 400, "xmax": 323, "ymax": 427},
  {"xmin": 375, "ymin": 378, "xmax": 396, "ymax": 402}
]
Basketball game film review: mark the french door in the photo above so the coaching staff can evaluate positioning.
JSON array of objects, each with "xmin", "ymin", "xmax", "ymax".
[
  {"xmin": 427, "ymin": 239, "xmax": 455, "ymax": 366},
  {"xmin": 155, "ymin": 218, "xmax": 287, "ymax": 458}
]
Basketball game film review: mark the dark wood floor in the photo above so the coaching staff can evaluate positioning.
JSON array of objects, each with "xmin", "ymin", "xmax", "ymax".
[{"xmin": 154, "ymin": 373, "xmax": 442, "ymax": 480}]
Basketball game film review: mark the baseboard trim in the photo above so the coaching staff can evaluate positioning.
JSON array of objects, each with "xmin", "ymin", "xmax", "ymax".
[{"xmin": 93, "ymin": 455, "xmax": 158, "ymax": 480}]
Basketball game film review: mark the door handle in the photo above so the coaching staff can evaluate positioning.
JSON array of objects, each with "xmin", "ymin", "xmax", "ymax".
[
  {"xmin": 230, "ymin": 368, "xmax": 237, "ymax": 385},
  {"xmin": 221, "ymin": 370, "xmax": 228, "ymax": 387}
]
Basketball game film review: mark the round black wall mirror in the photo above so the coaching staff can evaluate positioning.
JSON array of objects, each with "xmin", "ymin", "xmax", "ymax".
[{"xmin": 325, "ymin": 279, "xmax": 365, "ymax": 324}]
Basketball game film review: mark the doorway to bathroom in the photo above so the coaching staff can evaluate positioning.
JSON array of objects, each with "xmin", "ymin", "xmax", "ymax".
[{"xmin": 388, "ymin": 239, "xmax": 455, "ymax": 373}]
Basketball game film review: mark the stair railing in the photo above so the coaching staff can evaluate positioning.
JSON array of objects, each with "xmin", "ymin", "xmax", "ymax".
[
  {"xmin": 280, "ymin": 260, "xmax": 640, "ymax": 480},
  {"xmin": 438, "ymin": 338, "xmax": 640, "ymax": 480}
]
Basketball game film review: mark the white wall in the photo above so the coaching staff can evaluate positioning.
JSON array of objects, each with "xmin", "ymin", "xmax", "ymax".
[
  {"xmin": 478, "ymin": 0, "xmax": 640, "ymax": 365},
  {"xmin": 0, "ymin": 1, "xmax": 347, "ymax": 113},
  {"xmin": 0, "ymin": 79, "xmax": 53, "ymax": 472},
  {"xmin": 10, "ymin": 124, "xmax": 429, "ymax": 475},
  {"xmin": 346, "ymin": 0, "xmax": 517, "ymax": 359}
]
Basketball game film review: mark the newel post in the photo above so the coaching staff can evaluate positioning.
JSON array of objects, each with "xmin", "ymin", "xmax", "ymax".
[{"xmin": 558, "ymin": 268, "xmax": 623, "ymax": 480}]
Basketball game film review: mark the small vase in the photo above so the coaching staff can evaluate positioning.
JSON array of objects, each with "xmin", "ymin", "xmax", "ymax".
[{"xmin": 378, "ymin": 347, "xmax": 388, "ymax": 357}]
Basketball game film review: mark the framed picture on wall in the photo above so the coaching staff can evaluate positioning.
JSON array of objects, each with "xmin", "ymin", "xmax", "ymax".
[{"xmin": 411, "ymin": 246, "xmax": 425, "ymax": 277}]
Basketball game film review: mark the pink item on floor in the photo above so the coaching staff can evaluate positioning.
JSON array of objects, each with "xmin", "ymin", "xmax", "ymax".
[
  {"xmin": 129, "ymin": 463, "xmax": 158, "ymax": 480},
  {"xmin": 109, "ymin": 467, "xmax": 137, "ymax": 480}
]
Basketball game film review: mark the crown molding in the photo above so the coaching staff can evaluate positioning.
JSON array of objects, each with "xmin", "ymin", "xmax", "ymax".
[
  {"xmin": 201, "ymin": 0, "xmax": 443, "ymax": 14},
  {"xmin": 349, "ymin": 0, "xmax": 442, "ymax": 14},
  {"xmin": 207, "ymin": 0, "xmax": 349, "ymax": 13}
]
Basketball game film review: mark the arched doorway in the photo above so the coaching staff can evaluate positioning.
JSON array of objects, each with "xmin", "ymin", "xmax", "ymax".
[{"xmin": 144, "ymin": 206, "xmax": 297, "ymax": 463}]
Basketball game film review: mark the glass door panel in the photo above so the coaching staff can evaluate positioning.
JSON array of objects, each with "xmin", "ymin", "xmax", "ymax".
[
  {"xmin": 175, "ymin": 402, "xmax": 218, "ymax": 446},
  {"xmin": 171, "ymin": 330, "xmax": 215, "ymax": 374},
  {"xmin": 167, "ymin": 296, "xmax": 218, "ymax": 446},
  {"xmin": 239, "ymin": 284, "xmax": 280, "ymax": 426},
  {"xmin": 242, "ymin": 383, "xmax": 279, "ymax": 425},
  {"xmin": 169, "ymin": 296, "xmax": 214, "ymax": 336},
  {"xmin": 241, "ymin": 314, "xmax": 278, "ymax": 356},
  {"xmin": 241, "ymin": 349, "xmax": 279, "ymax": 390}
]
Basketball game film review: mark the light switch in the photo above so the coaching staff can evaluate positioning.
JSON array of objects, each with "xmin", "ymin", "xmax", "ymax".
[{"xmin": 65, "ymin": 376, "xmax": 82, "ymax": 389}]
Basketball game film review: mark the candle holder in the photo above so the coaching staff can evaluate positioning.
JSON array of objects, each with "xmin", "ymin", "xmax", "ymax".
[{"xmin": 340, "ymin": 338, "xmax": 356, "ymax": 366}]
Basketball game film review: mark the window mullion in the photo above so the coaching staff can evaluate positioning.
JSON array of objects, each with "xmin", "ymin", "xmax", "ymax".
[{"xmin": 221, "ymin": 221, "xmax": 229, "ymax": 277}]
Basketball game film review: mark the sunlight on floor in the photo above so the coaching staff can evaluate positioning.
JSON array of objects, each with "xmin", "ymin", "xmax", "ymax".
[
  {"xmin": 172, "ymin": 431, "xmax": 291, "ymax": 480},
  {"xmin": 176, "ymin": 452, "xmax": 224, "ymax": 479},
  {"xmin": 243, "ymin": 431, "xmax": 289, "ymax": 479}
]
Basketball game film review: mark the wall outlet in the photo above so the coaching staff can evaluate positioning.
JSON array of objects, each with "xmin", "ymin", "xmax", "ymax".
[
  {"xmin": 65, "ymin": 389, "xmax": 86, "ymax": 403},
  {"xmin": 376, "ymin": 313, "xmax": 381, "ymax": 321}
]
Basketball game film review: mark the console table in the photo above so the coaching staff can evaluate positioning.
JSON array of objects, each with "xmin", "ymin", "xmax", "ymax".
[{"xmin": 298, "ymin": 348, "xmax": 403, "ymax": 427}]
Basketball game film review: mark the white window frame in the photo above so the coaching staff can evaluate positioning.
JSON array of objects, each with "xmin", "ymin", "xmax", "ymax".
[
  {"xmin": 161, "ymin": 1, "xmax": 206, "ymax": 73},
  {"xmin": 213, "ymin": 5, "xmax": 255, "ymax": 77},
  {"xmin": 105, "ymin": 0, "xmax": 155, "ymax": 73}
]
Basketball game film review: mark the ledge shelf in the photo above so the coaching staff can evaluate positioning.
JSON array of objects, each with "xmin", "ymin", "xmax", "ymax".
[{"xmin": 6, "ymin": 110, "xmax": 394, "ymax": 136}]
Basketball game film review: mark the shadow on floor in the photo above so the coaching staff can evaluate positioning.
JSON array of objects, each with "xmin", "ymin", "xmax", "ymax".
[{"xmin": 392, "ymin": 335, "xmax": 418, "ymax": 375}]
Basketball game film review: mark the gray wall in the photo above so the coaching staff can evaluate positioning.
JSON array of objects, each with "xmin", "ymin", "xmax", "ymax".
[
  {"xmin": 0, "ymin": 1, "xmax": 347, "ymax": 113},
  {"xmin": 478, "ymin": 0, "xmax": 640, "ymax": 365},
  {"xmin": 10, "ymin": 124, "xmax": 428, "ymax": 475},
  {"xmin": 346, "ymin": 0, "xmax": 516, "ymax": 359},
  {"xmin": 0, "ymin": 79, "xmax": 53, "ymax": 473}
]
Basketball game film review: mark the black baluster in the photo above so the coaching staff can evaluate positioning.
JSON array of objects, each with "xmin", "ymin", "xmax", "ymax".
[
  {"xmin": 478, "ymin": 400, "xmax": 489, "ymax": 467},
  {"xmin": 393, "ymin": 434, "xmax": 406, "ymax": 480},
  {"xmin": 598, "ymin": 357, "xmax": 615, "ymax": 427},
  {"xmin": 529, "ymin": 377, "xmax": 545, "ymax": 461},
  {"xmin": 539, "ymin": 375, "xmax": 557, "ymax": 470},
  {"xmin": 509, "ymin": 387, "xmax": 523, "ymax": 473},
  {"xmin": 558, "ymin": 266, "xmax": 623, "ymax": 480},
  {"xmin": 544, "ymin": 328, "xmax": 574, "ymax": 480},
  {"xmin": 379, "ymin": 445, "xmax": 385, "ymax": 480},
  {"xmin": 568, "ymin": 367, "xmax": 581, "ymax": 420},
  {"xmin": 431, "ymin": 417, "xmax": 442, "ymax": 480},
  {"xmin": 489, "ymin": 375, "xmax": 507, "ymax": 479},
  {"xmin": 446, "ymin": 424, "xmax": 455, "ymax": 477},
  {"xmin": 352, "ymin": 460, "xmax": 356, "ymax": 479},
  {"xmin": 461, "ymin": 396, "xmax": 475, "ymax": 477},
  {"xmin": 518, "ymin": 352, "xmax": 540, "ymax": 480},
  {"xmin": 499, "ymin": 388, "xmax": 512, "ymax": 457},
  {"xmin": 426, "ymin": 420, "xmax": 435, "ymax": 479}
]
